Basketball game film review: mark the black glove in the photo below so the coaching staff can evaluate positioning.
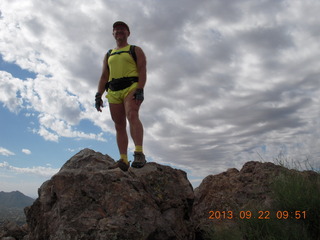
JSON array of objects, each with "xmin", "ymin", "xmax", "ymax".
[
  {"xmin": 95, "ymin": 92, "xmax": 103, "ymax": 112},
  {"xmin": 133, "ymin": 88, "xmax": 144, "ymax": 102}
]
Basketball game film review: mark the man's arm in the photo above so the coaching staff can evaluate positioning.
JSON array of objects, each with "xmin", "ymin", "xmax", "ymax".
[
  {"xmin": 135, "ymin": 46, "xmax": 147, "ymax": 89},
  {"xmin": 95, "ymin": 54, "xmax": 109, "ymax": 112},
  {"xmin": 97, "ymin": 54, "xmax": 109, "ymax": 94}
]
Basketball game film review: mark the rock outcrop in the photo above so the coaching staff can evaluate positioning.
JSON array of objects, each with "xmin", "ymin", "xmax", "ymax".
[
  {"xmin": 24, "ymin": 149, "xmax": 194, "ymax": 240},
  {"xmin": 193, "ymin": 161, "xmax": 283, "ymax": 215},
  {"xmin": 192, "ymin": 161, "xmax": 319, "ymax": 239},
  {"xmin": 0, "ymin": 221, "xmax": 28, "ymax": 240},
  {"xmin": 2, "ymin": 149, "xmax": 316, "ymax": 240},
  {"xmin": 192, "ymin": 161, "xmax": 284, "ymax": 237}
]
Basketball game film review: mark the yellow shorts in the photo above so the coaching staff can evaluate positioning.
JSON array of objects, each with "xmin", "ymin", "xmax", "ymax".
[{"xmin": 106, "ymin": 82, "xmax": 138, "ymax": 104}]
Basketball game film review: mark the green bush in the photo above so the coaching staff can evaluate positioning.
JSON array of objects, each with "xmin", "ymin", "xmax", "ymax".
[
  {"xmin": 202, "ymin": 151, "xmax": 320, "ymax": 240},
  {"xmin": 239, "ymin": 169, "xmax": 320, "ymax": 240},
  {"xmin": 271, "ymin": 170, "xmax": 320, "ymax": 240},
  {"xmin": 239, "ymin": 212, "xmax": 310, "ymax": 240},
  {"xmin": 203, "ymin": 224, "xmax": 242, "ymax": 240}
]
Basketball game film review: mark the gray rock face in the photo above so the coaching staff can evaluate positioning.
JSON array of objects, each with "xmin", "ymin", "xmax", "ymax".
[
  {"xmin": 24, "ymin": 149, "xmax": 194, "ymax": 240},
  {"xmin": 192, "ymin": 161, "xmax": 289, "ymax": 238},
  {"xmin": 0, "ymin": 221, "xmax": 27, "ymax": 240},
  {"xmin": 4, "ymin": 150, "xmax": 313, "ymax": 240}
]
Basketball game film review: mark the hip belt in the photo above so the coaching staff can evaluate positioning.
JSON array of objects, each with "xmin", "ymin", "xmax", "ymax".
[{"xmin": 106, "ymin": 77, "xmax": 138, "ymax": 91}]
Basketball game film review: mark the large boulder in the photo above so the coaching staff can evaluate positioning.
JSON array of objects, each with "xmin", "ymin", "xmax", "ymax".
[
  {"xmin": 0, "ymin": 221, "xmax": 27, "ymax": 240},
  {"xmin": 24, "ymin": 149, "xmax": 194, "ymax": 240},
  {"xmin": 193, "ymin": 161, "xmax": 284, "ymax": 216},
  {"xmin": 192, "ymin": 161, "xmax": 312, "ymax": 239}
]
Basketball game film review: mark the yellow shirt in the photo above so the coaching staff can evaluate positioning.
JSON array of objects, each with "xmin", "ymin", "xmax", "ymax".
[{"xmin": 108, "ymin": 45, "xmax": 138, "ymax": 81}]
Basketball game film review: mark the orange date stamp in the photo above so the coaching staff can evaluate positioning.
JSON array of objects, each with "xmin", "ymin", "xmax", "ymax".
[{"xmin": 208, "ymin": 210, "xmax": 307, "ymax": 220}]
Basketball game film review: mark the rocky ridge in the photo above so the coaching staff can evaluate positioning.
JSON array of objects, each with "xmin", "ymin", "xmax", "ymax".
[
  {"xmin": 1, "ymin": 148, "xmax": 318, "ymax": 240},
  {"xmin": 24, "ymin": 149, "xmax": 194, "ymax": 240},
  {"xmin": 192, "ymin": 161, "xmax": 284, "ymax": 238}
]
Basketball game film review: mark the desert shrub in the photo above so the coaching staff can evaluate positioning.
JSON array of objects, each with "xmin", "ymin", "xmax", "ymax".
[{"xmin": 271, "ymin": 170, "xmax": 320, "ymax": 240}]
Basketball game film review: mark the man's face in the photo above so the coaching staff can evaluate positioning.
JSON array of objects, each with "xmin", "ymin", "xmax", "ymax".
[{"xmin": 113, "ymin": 25, "xmax": 130, "ymax": 40}]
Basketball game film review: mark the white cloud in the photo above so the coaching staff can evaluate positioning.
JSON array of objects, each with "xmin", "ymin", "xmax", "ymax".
[
  {"xmin": 37, "ymin": 113, "xmax": 107, "ymax": 142},
  {"xmin": 0, "ymin": 72, "xmax": 24, "ymax": 113},
  {"xmin": 0, "ymin": 67, "xmax": 107, "ymax": 143},
  {"xmin": 22, "ymin": 149, "xmax": 32, "ymax": 155},
  {"xmin": 0, "ymin": 162, "xmax": 9, "ymax": 167},
  {"xmin": 37, "ymin": 126, "xmax": 59, "ymax": 142},
  {"xmin": 0, "ymin": 147, "xmax": 15, "ymax": 157},
  {"xmin": 0, "ymin": 0, "xmax": 320, "ymax": 183},
  {"xmin": 0, "ymin": 161, "xmax": 59, "ymax": 178}
]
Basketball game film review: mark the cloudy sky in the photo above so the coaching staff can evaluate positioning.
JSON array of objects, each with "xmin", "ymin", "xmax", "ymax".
[{"xmin": 1, "ymin": 0, "xmax": 319, "ymax": 197}]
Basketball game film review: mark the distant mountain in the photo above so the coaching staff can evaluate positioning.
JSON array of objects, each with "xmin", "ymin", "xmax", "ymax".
[
  {"xmin": 0, "ymin": 191, "xmax": 34, "ymax": 225},
  {"xmin": 0, "ymin": 191, "xmax": 34, "ymax": 209}
]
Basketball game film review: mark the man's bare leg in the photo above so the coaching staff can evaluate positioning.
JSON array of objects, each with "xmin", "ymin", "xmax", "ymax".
[
  {"xmin": 124, "ymin": 91, "xmax": 143, "ymax": 147},
  {"xmin": 109, "ymin": 103, "xmax": 129, "ymax": 164},
  {"xmin": 124, "ymin": 90, "xmax": 146, "ymax": 168}
]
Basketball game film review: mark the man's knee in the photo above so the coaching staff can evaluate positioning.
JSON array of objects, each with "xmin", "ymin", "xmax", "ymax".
[
  {"xmin": 126, "ymin": 109, "xmax": 139, "ymax": 123},
  {"xmin": 114, "ymin": 120, "xmax": 126, "ymax": 131}
]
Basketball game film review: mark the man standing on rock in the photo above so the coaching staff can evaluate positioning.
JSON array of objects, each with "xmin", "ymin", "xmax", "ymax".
[{"xmin": 95, "ymin": 21, "xmax": 147, "ymax": 171}]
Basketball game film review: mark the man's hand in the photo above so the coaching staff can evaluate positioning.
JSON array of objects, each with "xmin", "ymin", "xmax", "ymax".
[
  {"xmin": 95, "ymin": 92, "xmax": 103, "ymax": 112},
  {"xmin": 133, "ymin": 88, "xmax": 144, "ymax": 103}
]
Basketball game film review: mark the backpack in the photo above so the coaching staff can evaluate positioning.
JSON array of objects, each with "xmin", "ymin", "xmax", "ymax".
[{"xmin": 106, "ymin": 45, "xmax": 137, "ymax": 65}]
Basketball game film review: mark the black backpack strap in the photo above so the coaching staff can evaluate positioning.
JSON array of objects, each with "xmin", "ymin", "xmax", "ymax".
[
  {"xmin": 107, "ymin": 49, "xmax": 112, "ymax": 58},
  {"xmin": 129, "ymin": 45, "xmax": 137, "ymax": 63},
  {"xmin": 106, "ymin": 49, "xmax": 112, "ymax": 70},
  {"xmin": 106, "ymin": 45, "xmax": 137, "ymax": 65}
]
